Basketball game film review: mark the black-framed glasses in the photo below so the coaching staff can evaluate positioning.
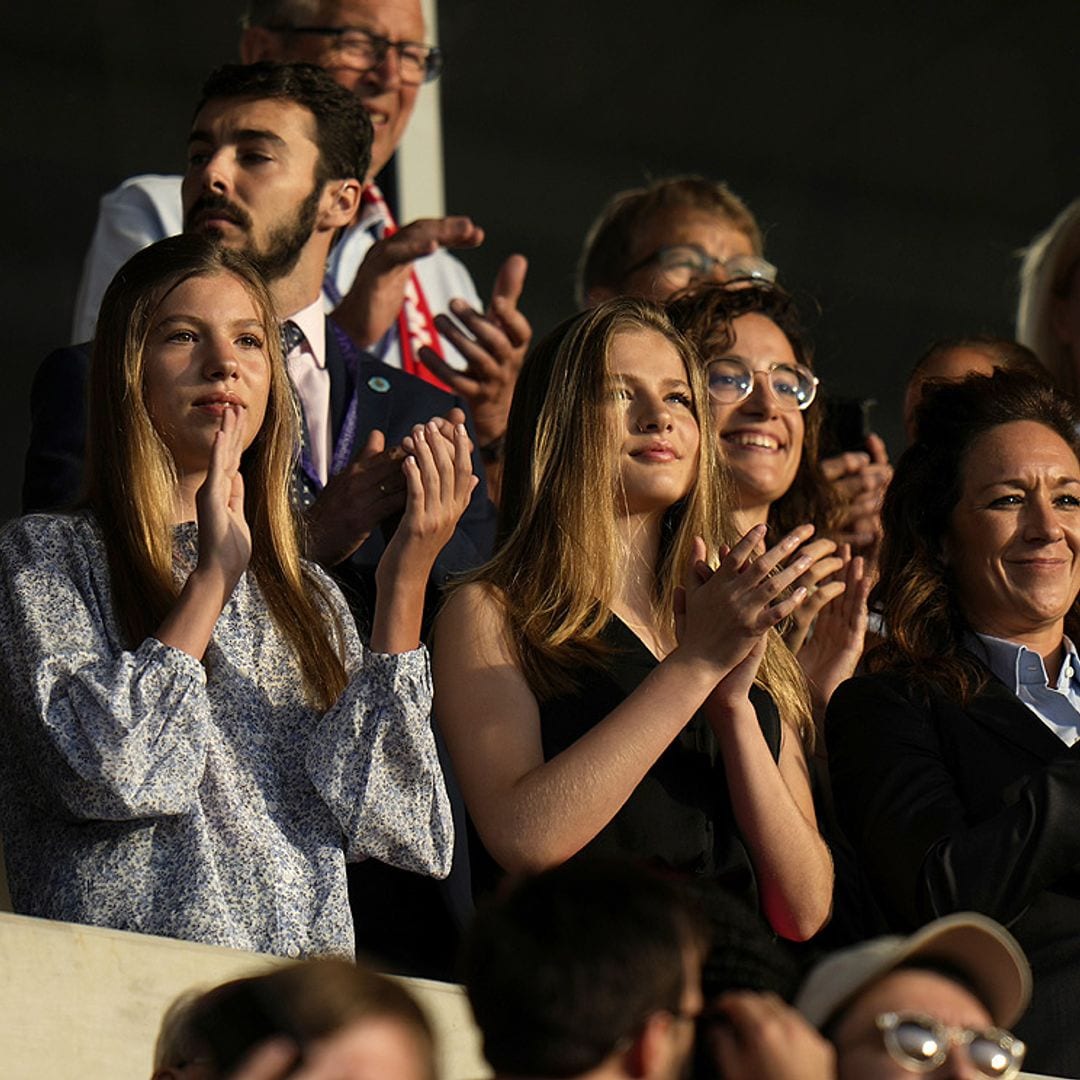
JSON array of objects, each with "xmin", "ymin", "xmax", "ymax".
[
  {"xmin": 875, "ymin": 1012, "xmax": 1026, "ymax": 1078},
  {"xmin": 282, "ymin": 26, "xmax": 444, "ymax": 84},
  {"xmin": 706, "ymin": 357, "xmax": 818, "ymax": 411},
  {"xmin": 623, "ymin": 244, "xmax": 777, "ymax": 290}
]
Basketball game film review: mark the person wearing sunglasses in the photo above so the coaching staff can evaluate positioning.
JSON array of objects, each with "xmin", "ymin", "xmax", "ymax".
[
  {"xmin": 796, "ymin": 913, "xmax": 1032, "ymax": 1080},
  {"xmin": 668, "ymin": 283, "xmax": 870, "ymax": 719}
]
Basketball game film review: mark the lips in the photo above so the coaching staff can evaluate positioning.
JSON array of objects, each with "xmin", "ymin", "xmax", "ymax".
[
  {"xmin": 631, "ymin": 440, "xmax": 679, "ymax": 462},
  {"xmin": 193, "ymin": 393, "xmax": 245, "ymax": 411}
]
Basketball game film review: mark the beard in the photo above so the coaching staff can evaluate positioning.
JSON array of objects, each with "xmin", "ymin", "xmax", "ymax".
[{"xmin": 184, "ymin": 182, "xmax": 322, "ymax": 283}]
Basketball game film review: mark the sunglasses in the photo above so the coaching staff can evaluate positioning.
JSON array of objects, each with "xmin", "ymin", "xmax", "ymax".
[{"xmin": 876, "ymin": 1012, "xmax": 1026, "ymax": 1078}]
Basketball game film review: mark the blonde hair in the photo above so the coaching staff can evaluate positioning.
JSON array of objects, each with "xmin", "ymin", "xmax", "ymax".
[
  {"xmin": 1016, "ymin": 197, "xmax": 1080, "ymax": 397},
  {"xmin": 86, "ymin": 235, "xmax": 348, "ymax": 710},
  {"xmin": 480, "ymin": 297, "xmax": 811, "ymax": 740}
]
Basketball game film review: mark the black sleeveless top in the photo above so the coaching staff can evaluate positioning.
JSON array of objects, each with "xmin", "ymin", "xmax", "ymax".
[{"xmin": 468, "ymin": 617, "xmax": 782, "ymax": 905}]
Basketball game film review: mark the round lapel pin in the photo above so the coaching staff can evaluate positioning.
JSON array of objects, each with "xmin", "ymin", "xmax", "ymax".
[{"xmin": 367, "ymin": 376, "xmax": 391, "ymax": 394}]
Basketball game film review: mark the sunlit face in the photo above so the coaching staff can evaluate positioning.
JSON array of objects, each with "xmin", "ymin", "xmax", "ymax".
[
  {"xmin": 607, "ymin": 328, "xmax": 700, "ymax": 517},
  {"xmin": 613, "ymin": 208, "xmax": 757, "ymax": 303},
  {"xmin": 709, "ymin": 313, "xmax": 804, "ymax": 524},
  {"xmin": 832, "ymin": 970, "xmax": 996, "ymax": 1080},
  {"xmin": 142, "ymin": 273, "xmax": 270, "ymax": 475},
  {"xmin": 299, "ymin": 1016, "xmax": 430, "ymax": 1080},
  {"xmin": 275, "ymin": 0, "xmax": 425, "ymax": 181},
  {"xmin": 946, "ymin": 420, "xmax": 1080, "ymax": 647},
  {"xmin": 182, "ymin": 98, "xmax": 326, "ymax": 281}
]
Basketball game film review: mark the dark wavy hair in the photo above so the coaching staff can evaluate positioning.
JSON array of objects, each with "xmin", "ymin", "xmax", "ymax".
[
  {"xmin": 195, "ymin": 61, "xmax": 373, "ymax": 186},
  {"xmin": 868, "ymin": 368, "xmax": 1080, "ymax": 701},
  {"xmin": 666, "ymin": 281, "xmax": 842, "ymax": 540}
]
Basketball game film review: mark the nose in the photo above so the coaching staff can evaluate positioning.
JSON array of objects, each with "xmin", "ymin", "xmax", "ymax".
[
  {"xmin": 201, "ymin": 334, "xmax": 239, "ymax": 381},
  {"xmin": 940, "ymin": 1045, "xmax": 982, "ymax": 1080},
  {"xmin": 366, "ymin": 40, "xmax": 402, "ymax": 89},
  {"xmin": 1022, "ymin": 493, "xmax": 1066, "ymax": 543},
  {"xmin": 197, "ymin": 149, "xmax": 233, "ymax": 196},
  {"xmin": 738, "ymin": 371, "xmax": 779, "ymax": 417},
  {"xmin": 635, "ymin": 393, "xmax": 673, "ymax": 432}
]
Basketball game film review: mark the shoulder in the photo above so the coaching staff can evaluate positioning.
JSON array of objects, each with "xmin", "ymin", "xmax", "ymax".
[
  {"xmin": 101, "ymin": 174, "xmax": 183, "ymax": 214},
  {"xmin": 0, "ymin": 512, "xmax": 100, "ymax": 567},
  {"xmin": 434, "ymin": 582, "xmax": 513, "ymax": 662}
]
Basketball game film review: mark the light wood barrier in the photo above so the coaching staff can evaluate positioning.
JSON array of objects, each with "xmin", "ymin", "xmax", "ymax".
[{"xmin": 0, "ymin": 912, "xmax": 490, "ymax": 1079}]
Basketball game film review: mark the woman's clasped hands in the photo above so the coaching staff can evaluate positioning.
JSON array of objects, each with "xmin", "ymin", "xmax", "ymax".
[{"xmin": 674, "ymin": 523, "xmax": 822, "ymax": 694}]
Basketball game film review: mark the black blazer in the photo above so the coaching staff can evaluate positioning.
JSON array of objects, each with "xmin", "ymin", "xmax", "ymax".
[
  {"xmin": 828, "ymin": 669, "xmax": 1080, "ymax": 1074},
  {"xmin": 22, "ymin": 324, "xmax": 496, "ymax": 627}
]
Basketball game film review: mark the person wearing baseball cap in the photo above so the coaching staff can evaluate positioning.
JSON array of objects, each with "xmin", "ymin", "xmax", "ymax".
[{"xmin": 796, "ymin": 913, "xmax": 1033, "ymax": 1079}]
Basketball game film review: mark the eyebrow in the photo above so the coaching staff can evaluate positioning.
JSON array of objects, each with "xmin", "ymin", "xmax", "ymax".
[
  {"xmin": 187, "ymin": 128, "xmax": 286, "ymax": 146},
  {"xmin": 154, "ymin": 314, "xmax": 264, "ymax": 331},
  {"xmin": 977, "ymin": 475, "xmax": 1080, "ymax": 491}
]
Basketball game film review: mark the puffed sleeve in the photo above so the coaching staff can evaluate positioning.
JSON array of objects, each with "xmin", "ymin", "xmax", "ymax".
[
  {"xmin": 827, "ymin": 674, "xmax": 1080, "ymax": 929},
  {"xmin": 0, "ymin": 515, "xmax": 212, "ymax": 820},
  {"xmin": 303, "ymin": 566, "xmax": 453, "ymax": 877}
]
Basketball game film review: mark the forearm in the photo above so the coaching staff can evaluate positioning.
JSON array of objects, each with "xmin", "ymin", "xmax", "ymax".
[
  {"xmin": 712, "ymin": 700, "xmax": 833, "ymax": 940},
  {"xmin": 371, "ymin": 559, "xmax": 427, "ymax": 653},
  {"xmin": 154, "ymin": 566, "xmax": 232, "ymax": 660}
]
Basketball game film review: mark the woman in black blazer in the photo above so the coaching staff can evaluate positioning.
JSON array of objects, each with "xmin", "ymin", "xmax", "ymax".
[{"xmin": 828, "ymin": 369, "xmax": 1080, "ymax": 1075}]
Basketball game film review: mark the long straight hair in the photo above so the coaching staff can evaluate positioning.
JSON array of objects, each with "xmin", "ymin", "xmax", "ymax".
[
  {"xmin": 85, "ymin": 235, "xmax": 348, "ymax": 709},
  {"xmin": 477, "ymin": 298, "xmax": 811, "ymax": 739}
]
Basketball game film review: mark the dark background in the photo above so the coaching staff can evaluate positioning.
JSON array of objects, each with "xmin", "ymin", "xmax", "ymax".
[{"xmin": 3, "ymin": 1, "xmax": 1078, "ymax": 523}]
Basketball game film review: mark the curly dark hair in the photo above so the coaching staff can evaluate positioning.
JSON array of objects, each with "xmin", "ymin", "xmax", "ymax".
[
  {"xmin": 666, "ymin": 281, "xmax": 842, "ymax": 540},
  {"xmin": 869, "ymin": 368, "xmax": 1080, "ymax": 701}
]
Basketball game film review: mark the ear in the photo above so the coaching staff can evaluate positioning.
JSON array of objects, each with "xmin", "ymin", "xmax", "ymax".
[
  {"xmin": 239, "ymin": 26, "xmax": 286, "ymax": 64},
  {"xmin": 318, "ymin": 179, "xmax": 362, "ymax": 231},
  {"xmin": 620, "ymin": 1013, "xmax": 673, "ymax": 1079}
]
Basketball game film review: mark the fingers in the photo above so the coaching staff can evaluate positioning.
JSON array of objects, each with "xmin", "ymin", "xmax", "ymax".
[
  {"xmin": 866, "ymin": 431, "xmax": 890, "ymax": 464},
  {"xmin": 819, "ymin": 450, "xmax": 870, "ymax": 482},
  {"xmin": 453, "ymin": 422, "xmax": 478, "ymax": 502},
  {"xmin": 356, "ymin": 427, "xmax": 386, "ymax": 462},
  {"xmin": 490, "ymin": 253, "xmax": 528, "ymax": 309},
  {"xmin": 388, "ymin": 216, "xmax": 485, "ymax": 264}
]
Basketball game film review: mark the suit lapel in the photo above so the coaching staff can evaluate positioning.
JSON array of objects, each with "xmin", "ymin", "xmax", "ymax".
[{"xmin": 961, "ymin": 673, "xmax": 1077, "ymax": 764}]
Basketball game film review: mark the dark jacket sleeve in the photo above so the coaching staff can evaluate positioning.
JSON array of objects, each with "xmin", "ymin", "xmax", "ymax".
[
  {"xmin": 827, "ymin": 673, "xmax": 1080, "ymax": 930},
  {"xmin": 22, "ymin": 345, "xmax": 91, "ymax": 513}
]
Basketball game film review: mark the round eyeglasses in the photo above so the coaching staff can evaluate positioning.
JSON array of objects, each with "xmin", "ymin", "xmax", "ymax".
[
  {"xmin": 706, "ymin": 357, "xmax": 818, "ymax": 411},
  {"xmin": 282, "ymin": 26, "xmax": 444, "ymax": 85},
  {"xmin": 623, "ymin": 244, "xmax": 777, "ymax": 291},
  {"xmin": 875, "ymin": 1012, "xmax": 1026, "ymax": 1079}
]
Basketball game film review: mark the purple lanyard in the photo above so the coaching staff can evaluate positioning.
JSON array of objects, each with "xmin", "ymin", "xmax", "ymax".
[{"xmin": 297, "ymin": 300, "xmax": 366, "ymax": 492}]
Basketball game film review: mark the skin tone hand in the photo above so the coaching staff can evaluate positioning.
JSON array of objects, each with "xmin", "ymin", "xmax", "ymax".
[
  {"xmin": 820, "ymin": 432, "xmax": 892, "ymax": 563},
  {"xmin": 156, "ymin": 407, "xmax": 251, "ymax": 660},
  {"xmin": 371, "ymin": 420, "xmax": 478, "ymax": 654},
  {"xmin": 305, "ymin": 409, "xmax": 472, "ymax": 568},
  {"xmin": 421, "ymin": 254, "xmax": 532, "ymax": 455},
  {"xmin": 703, "ymin": 992, "xmax": 837, "ymax": 1080},
  {"xmin": 782, "ymin": 538, "xmax": 845, "ymax": 655},
  {"xmin": 796, "ymin": 548, "xmax": 871, "ymax": 723},
  {"xmin": 673, "ymin": 524, "xmax": 815, "ymax": 681},
  {"xmin": 332, "ymin": 216, "xmax": 485, "ymax": 350}
]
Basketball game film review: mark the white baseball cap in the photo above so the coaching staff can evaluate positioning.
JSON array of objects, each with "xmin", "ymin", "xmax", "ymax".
[{"xmin": 796, "ymin": 913, "xmax": 1032, "ymax": 1031}]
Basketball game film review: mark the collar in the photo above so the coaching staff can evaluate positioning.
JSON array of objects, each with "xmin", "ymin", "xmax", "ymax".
[
  {"xmin": 284, "ymin": 295, "xmax": 327, "ymax": 370},
  {"xmin": 970, "ymin": 631, "xmax": 1080, "ymax": 693}
]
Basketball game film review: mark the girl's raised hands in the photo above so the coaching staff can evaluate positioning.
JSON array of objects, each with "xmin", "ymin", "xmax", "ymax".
[{"xmin": 675, "ymin": 523, "xmax": 816, "ymax": 679}]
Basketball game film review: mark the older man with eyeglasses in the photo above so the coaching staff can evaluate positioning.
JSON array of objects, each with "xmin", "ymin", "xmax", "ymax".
[{"xmin": 72, "ymin": 0, "xmax": 528, "ymax": 494}]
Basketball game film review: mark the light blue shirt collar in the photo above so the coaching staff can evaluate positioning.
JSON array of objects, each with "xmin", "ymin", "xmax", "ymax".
[{"xmin": 970, "ymin": 632, "xmax": 1080, "ymax": 746}]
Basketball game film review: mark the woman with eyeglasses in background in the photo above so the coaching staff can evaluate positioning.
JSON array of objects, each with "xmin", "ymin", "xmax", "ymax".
[{"xmin": 668, "ymin": 283, "xmax": 870, "ymax": 721}]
